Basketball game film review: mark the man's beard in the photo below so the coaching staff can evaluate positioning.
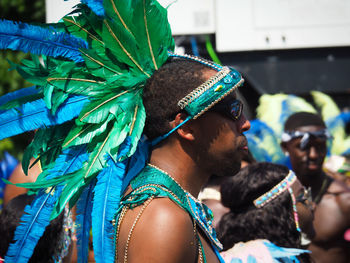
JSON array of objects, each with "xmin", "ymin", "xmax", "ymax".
[{"xmin": 200, "ymin": 148, "xmax": 243, "ymax": 177}]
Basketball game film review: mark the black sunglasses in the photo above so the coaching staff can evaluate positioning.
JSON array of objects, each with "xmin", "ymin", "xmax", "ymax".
[{"xmin": 210, "ymin": 99, "xmax": 243, "ymax": 121}]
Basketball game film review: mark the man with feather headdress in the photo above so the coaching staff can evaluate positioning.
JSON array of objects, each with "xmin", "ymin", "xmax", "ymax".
[{"xmin": 0, "ymin": 0, "xmax": 250, "ymax": 262}]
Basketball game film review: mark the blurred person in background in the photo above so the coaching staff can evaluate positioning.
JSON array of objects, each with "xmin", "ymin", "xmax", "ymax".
[
  {"xmin": 281, "ymin": 112, "xmax": 350, "ymax": 263},
  {"xmin": 217, "ymin": 162, "xmax": 314, "ymax": 263},
  {"xmin": 0, "ymin": 193, "xmax": 73, "ymax": 263}
]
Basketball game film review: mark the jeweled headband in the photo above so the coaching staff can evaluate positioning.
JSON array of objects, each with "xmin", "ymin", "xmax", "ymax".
[
  {"xmin": 150, "ymin": 53, "xmax": 244, "ymax": 146},
  {"xmin": 170, "ymin": 53, "xmax": 244, "ymax": 119},
  {"xmin": 253, "ymin": 170, "xmax": 297, "ymax": 208}
]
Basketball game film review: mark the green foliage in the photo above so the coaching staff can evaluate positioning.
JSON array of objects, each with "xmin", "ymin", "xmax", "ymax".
[{"xmin": 0, "ymin": 0, "xmax": 45, "ymax": 23}]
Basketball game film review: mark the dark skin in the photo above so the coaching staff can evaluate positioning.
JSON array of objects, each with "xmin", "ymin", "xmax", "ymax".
[
  {"xmin": 282, "ymin": 125, "xmax": 350, "ymax": 263},
  {"xmin": 116, "ymin": 69, "xmax": 251, "ymax": 263},
  {"xmin": 3, "ymin": 158, "xmax": 41, "ymax": 205}
]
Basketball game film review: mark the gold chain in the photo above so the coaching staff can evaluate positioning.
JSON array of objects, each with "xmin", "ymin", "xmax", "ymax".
[
  {"xmin": 124, "ymin": 196, "xmax": 155, "ymax": 263},
  {"xmin": 193, "ymin": 220, "xmax": 203, "ymax": 263},
  {"xmin": 115, "ymin": 205, "xmax": 128, "ymax": 263},
  {"xmin": 115, "ymin": 181, "xmax": 203, "ymax": 262}
]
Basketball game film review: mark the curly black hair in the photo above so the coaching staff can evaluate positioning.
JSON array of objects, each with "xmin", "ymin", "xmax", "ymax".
[
  {"xmin": 142, "ymin": 58, "xmax": 215, "ymax": 140},
  {"xmin": 0, "ymin": 193, "xmax": 65, "ymax": 263},
  {"xmin": 217, "ymin": 162, "xmax": 301, "ymax": 251}
]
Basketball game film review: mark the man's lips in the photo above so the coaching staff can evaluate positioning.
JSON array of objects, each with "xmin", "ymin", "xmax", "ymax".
[
  {"xmin": 239, "ymin": 137, "xmax": 249, "ymax": 151},
  {"xmin": 307, "ymin": 163, "xmax": 320, "ymax": 170}
]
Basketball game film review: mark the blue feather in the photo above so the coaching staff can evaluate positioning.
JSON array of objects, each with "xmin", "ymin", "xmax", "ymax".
[
  {"xmin": 81, "ymin": 0, "xmax": 105, "ymax": 16},
  {"xmin": 0, "ymin": 95, "xmax": 89, "ymax": 140},
  {"xmin": 121, "ymin": 136, "xmax": 149, "ymax": 192},
  {"xmin": 92, "ymin": 137, "xmax": 132, "ymax": 263},
  {"xmin": 0, "ymin": 86, "xmax": 38, "ymax": 108},
  {"xmin": 36, "ymin": 146, "xmax": 89, "ymax": 183},
  {"xmin": 0, "ymin": 19, "xmax": 88, "ymax": 62},
  {"xmin": 263, "ymin": 240, "xmax": 309, "ymax": 262},
  {"xmin": 326, "ymin": 112, "xmax": 350, "ymax": 131},
  {"xmin": 244, "ymin": 120, "xmax": 288, "ymax": 165},
  {"xmin": 4, "ymin": 145, "xmax": 89, "ymax": 263},
  {"xmin": 5, "ymin": 187, "xmax": 63, "ymax": 263},
  {"xmin": 0, "ymin": 152, "xmax": 18, "ymax": 210},
  {"xmin": 280, "ymin": 96, "xmax": 296, "ymax": 127},
  {"xmin": 0, "ymin": 152, "xmax": 18, "ymax": 181},
  {"xmin": 76, "ymin": 181, "xmax": 95, "ymax": 263}
]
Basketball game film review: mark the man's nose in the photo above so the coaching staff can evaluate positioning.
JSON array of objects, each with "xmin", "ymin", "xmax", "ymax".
[
  {"xmin": 239, "ymin": 113, "xmax": 251, "ymax": 132},
  {"xmin": 308, "ymin": 146, "xmax": 318, "ymax": 159}
]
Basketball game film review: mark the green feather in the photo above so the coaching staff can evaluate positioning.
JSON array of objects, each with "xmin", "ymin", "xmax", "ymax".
[
  {"xmin": 132, "ymin": 0, "xmax": 174, "ymax": 71},
  {"xmin": 63, "ymin": 6, "xmax": 104, "ymax": 45},
  {"xmin": 51, "ymin": 90, "xmax": 69, "ymax": 114},
  {"xmin": 76, "ymin": 88, "xmax": 137, "ymax": 125},
  {"xmin": 127, "ymin": 94, "xmax": 146, "ymax": 157},
  {"xmin": 101, "ymin": 19, "xmax": 149, "ymax": 76},
  {"xmin": 46, "ymin": 75, "xmax": 107, "ymax": 97},
  {"xmin": 63, "ymin": 115, "xmax": 114, "ymax": 148},
  {"xmin": 80, "ymin": 48, "xmax": 125, "ymax": 78},
  {"xmin": 103, "ymin": 0, "xmax": 134, "ymax": 37}
]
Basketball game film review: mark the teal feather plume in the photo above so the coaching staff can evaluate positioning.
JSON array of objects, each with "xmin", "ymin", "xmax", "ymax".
[
  {"xmin": 0, "ymin": 1, "xmax": 175, "ymax": 261},
  {"xmin": 0, "ymin": 95, "xmax": 88, "ymax": 140},
  {"xmin": 0, "ymin": 19, "xmax": 88, "ymax": 62},
  {"xmin": 76, "ymin": 181, "xmax": 95, "ymax": 263},
  {"xmin": 81, "ymin": 0, "xmax": 105, "ymax": 16},
  {"xmin": 5, "ymin": 187, "xmax": 63, "ymax": 263},
  {"xmin": 92, "ymin": 141, "xmax": 131, "ymax": 263},
  {"xmin": 0, "ymin": 86, "xmax": 38, "ymax": 108}
]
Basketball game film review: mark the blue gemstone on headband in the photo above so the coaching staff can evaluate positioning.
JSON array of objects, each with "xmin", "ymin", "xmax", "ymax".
[
  {"xmin": 232, "ymin": 72, "xmax": 240, "ymax": 79},
  {"xmin": 223, "ymin": 74, "xmax": 233, "ymax": 84}
]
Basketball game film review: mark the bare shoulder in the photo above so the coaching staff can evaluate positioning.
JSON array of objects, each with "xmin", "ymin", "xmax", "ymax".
[
  {"xmin": 4, "ymin": 158, "xmax": 40, "ymax": 204},
  {"xmin": 328, "ymin": 180, "xmax": 350, "ymax": 214},
  {"xmin": 121, "ymin": 198, "xmax": 198, "ymax": 263}
]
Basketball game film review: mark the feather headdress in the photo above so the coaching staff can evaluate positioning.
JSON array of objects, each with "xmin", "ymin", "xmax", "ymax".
[
  {"xmin": 0, "ymin": 1, "xmax": 245, "ymax": 262},
  {"xmin": 245, "ymin": 92, "xmax": 350, "ymax": 167},
  {"xmin": 0, "ymin": 1, "xmax": 174, "ymax": 262}
]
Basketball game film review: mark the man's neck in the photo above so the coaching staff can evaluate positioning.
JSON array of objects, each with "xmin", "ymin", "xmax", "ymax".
[
  {"xmin": 149, "ymin": 142, "xmax": 210, "ymax": 198},
  {"xmin": 299, "ymin": 171, "xmax": 329, "ymax": 200}
]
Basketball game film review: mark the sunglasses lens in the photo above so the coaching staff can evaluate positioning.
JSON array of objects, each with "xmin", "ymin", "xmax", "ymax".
[
  {"xmin": 230, "ymin": 100, "xmax": 243, "ymax": 120},
  {"xmin": 211, "ymin": 99, "xmax": 243, "ymax": 120}
]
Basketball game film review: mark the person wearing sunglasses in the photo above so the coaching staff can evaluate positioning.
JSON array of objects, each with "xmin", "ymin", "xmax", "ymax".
[
  {"xmin": 217, "ymin": 162, "xmax": 315, "ymax": 263},
  {"xmin": 281, "ymin": 112, "xmax": 350, "ymax": 263},
  {"xmin": 113, "ymin": 57, "xmax": 251, "ymax": 263}
]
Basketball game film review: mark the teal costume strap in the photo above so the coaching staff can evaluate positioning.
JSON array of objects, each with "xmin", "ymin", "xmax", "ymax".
[
  {"xmin": 128, "ymin": 165, "xmax": 223, "ymax": 251},
  {"xmin": 129, "ymin": 165, "xmax": 190, "ymax": 208}
]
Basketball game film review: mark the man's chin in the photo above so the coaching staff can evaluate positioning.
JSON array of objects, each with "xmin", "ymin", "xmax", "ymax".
[{"xmin": 305, "ymin": 167, "xmax": 323, "ymax": 176}]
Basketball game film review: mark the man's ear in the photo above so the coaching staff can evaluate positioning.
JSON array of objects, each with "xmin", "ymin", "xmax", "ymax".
[
  {"xmin": 281, "ymin": 142, "xmax": 288, "ymax": 155},
  {"xmin": 170, "ymin": 112, "xmax": 195, "ymax": 141}
]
